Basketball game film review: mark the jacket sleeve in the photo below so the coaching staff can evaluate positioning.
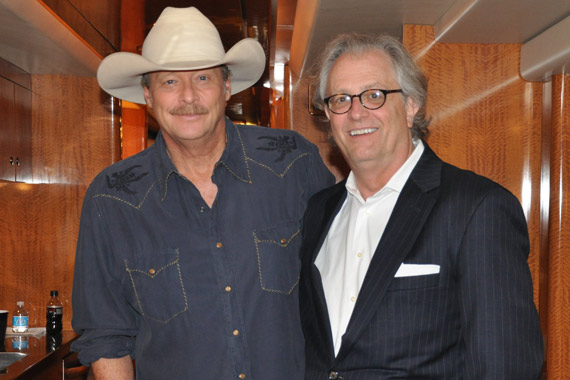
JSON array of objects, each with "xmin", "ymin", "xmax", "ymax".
[{"xmin": 457, "ymin": 186, "xmax": 544, "ymax": 379}]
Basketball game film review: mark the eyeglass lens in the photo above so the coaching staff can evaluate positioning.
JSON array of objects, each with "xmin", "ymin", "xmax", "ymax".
[{"xmin": 327, "ymin": 89, "xmax": 386, "ymax": 114}]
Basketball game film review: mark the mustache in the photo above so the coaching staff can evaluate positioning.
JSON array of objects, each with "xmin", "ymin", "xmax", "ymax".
[{"xmin": 169, "ymin": 104, "xmax": 208, "ymax": 115}]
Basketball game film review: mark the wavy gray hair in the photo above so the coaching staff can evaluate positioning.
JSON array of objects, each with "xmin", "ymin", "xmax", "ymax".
[{"xmin": 313, "ymin": 33, "xmax": 430, "ymax": 139}]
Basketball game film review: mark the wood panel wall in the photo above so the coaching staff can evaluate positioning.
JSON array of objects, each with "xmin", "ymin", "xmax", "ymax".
[
  {"xmin": 546, "ymin": 73, "xmax": 570, "ymax": 378},
  {"xmin": 0, "ymin": 76, "xmax": 119, "ymax": 330},
  {"xmin": 120, "ymin": 0, "xmax": 147, "ymax": 159},
  {"xmin": 290, "ymin": 72, "xmax": 349, "ymax": 180},
  {"xmin": 41, "ymin": 0, "xmax": 120, "ymax": 57}
]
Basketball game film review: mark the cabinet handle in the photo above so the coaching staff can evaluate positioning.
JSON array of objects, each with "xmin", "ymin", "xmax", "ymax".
[
  {"xmin": 9, "ymin": 156, "xmax": 14, "ymax": 166},
  {"xmin": 15, "ymin": 157, "xmax": 20, "ymax": 166}
]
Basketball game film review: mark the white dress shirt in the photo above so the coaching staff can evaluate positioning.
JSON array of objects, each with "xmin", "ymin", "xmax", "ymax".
[{"xmin": 314, "ymin": 140, "xmax": 424, "ymax": 356}]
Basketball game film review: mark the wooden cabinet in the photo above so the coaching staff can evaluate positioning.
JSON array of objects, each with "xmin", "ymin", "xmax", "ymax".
[
  {"xmin": 41, "ymin": 0, "xmax": 120, "ymax": 57},
  {"xmin": 0, "ymin": 71, "xmax": 32, "ymax": 183}
]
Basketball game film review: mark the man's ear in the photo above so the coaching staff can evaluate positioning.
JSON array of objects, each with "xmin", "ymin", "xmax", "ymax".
[
  {"xmin": 405, "ymin": 96, "xmax": 419, "ymax": 129},
  {"xmin": 224, "ymin": 79, "xmax": 231, "ymax": 102},
  {"xmin": 143, "ymin": 86, "xmax": 153, "ymax": 108}
]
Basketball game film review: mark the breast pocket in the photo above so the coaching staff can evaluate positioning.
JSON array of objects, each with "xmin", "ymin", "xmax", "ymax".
[
  {"xmin": 253, "ymin": 220, "xmax": 302, "ymax": 294},
  {"xmin": 125, "ymin": 248, "xmax": 188, "ymax": 323}
]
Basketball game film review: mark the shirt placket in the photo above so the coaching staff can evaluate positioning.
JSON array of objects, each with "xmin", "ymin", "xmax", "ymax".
[{"xmin": 209, "ymin": 176, "xmax": 252, "ymax": 380}]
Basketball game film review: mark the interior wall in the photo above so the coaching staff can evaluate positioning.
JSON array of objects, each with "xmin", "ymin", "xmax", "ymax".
[
  {"xmin": 289, "ymin": 72, "xmax": 349, "ymax": 181},
  {"xmin": 546, "ymin": 73, "xmax": 570, "ymax": 378},
  {"xmin": 0, "ymin": 75, "xmax": 119, "ymax": 330}
]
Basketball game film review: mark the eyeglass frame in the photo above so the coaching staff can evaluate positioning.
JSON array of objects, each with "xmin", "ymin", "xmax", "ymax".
[{"xmin": 323, "ymin": 88, "xmax": 404, "ymax": 114}]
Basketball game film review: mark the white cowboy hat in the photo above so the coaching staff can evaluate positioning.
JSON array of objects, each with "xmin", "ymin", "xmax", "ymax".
[{"xmin": 97, "ymin": 6, "xmax": 266, "ymax": 104}]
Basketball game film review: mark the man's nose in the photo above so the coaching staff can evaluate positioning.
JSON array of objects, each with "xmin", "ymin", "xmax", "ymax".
[
  {"xmin": 179, "ymin": 82, "xmax": 198, "ymax": 103},
  {"xmin": 347, "ymin": 96, "xmax": 367, "ymax": 120}
]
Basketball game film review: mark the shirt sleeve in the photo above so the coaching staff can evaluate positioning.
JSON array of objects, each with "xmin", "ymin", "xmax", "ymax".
[
  {"xmin": 71, "ymin": 188, "xmax": 138, "ymax": 365},
  {"xmin": 457, "ymin": 186, "xmax": 544, "ymax": 379}
]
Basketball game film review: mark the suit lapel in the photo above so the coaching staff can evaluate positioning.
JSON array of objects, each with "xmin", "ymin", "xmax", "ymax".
[{"xmin": 335, "ymin": 144, "xmax": 443, "ymax": 361}]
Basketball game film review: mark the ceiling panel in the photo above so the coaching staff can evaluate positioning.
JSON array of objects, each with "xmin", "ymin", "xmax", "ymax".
[{"xmin": 290, "ymin": 0, "xmax": 570, "ymax": 78}]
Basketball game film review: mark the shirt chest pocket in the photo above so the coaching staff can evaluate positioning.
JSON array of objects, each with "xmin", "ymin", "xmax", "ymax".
[
  {"xmin": 125, "ymin": 248, "xmax": 189, "ymax": 323},
  {"xmin": 253, "ymin": 220, "xmax": 302, "ymax": 294}
]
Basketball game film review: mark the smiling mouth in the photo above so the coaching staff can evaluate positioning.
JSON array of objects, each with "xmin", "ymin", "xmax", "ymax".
[{"xmin": 349, "ymin": 128, "xmax": 378, "ymax": 136}]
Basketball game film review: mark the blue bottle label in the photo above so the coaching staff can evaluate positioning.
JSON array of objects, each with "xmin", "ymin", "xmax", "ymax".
[{"xmin": 13, "ymin": 315, "xmax": 28, "ymax": 327}]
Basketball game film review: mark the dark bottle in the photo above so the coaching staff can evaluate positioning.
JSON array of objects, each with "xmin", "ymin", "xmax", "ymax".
[{"xmin": 46, "ymin": 290, "xmax": 63, "ymax": 334}]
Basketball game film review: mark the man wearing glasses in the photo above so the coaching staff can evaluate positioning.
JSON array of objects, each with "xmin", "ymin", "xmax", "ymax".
[{"xmin": 299, "ymin": 33, "xmax": 544, "ymax": 379}]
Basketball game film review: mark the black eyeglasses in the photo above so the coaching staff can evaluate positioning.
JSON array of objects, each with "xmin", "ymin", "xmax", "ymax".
[{"xmin": 324, "ymin": 89, "xmax": 404, "ymax": 114}]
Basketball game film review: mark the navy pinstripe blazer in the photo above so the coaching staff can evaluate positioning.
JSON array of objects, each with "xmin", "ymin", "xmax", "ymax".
[{"xmin": 299, "ymin": 143, "xmax": 544, "ymax": 379}]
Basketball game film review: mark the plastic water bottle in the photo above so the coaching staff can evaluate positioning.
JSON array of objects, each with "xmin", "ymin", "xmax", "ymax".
[
  {"xmin": 46, "ymin": 290, "xmax": 63, "ymax": 334},
  {"xmin": 12, "ymin": 301, "xmax": 29, "ymax": 333}
]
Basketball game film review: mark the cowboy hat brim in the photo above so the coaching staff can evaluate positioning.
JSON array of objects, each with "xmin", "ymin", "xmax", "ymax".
[{"xmin": 97, "ymin": 38, "xmax": 265, "ymax": 104}]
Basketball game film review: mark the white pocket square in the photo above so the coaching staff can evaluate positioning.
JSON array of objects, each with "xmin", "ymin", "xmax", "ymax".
[{"xmin": 394, "ymin": 263, "xmax": 440, "ymax": 278}]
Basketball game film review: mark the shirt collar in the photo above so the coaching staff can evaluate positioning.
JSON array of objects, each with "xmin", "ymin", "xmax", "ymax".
[
  {"xmin": 153, "ymin": 117, "xmax": 252, "ymax": 199},
  {"xmin": 346, "ymin": 139, "xmax": 425, "ymax": 202},
  {"xmin": 217, "ymin": 118, "xmax": 253, "ymax": 184}
]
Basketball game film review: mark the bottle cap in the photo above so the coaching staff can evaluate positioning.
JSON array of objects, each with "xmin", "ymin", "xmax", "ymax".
[
  {"xmin": 17, "ymin": 301, "xmax": 24, "ymax": 306},
  {"xmin": 50, "ymin": 290, "xmax": 58, "ymax": 297}
]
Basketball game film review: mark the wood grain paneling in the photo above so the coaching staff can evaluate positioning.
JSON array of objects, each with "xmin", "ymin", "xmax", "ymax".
[
  {"xmin": 290, "ymin": 72, "xmax": 349, "ymax": 181},
  {"xmin": 0, "ymin": 75, "xmax": 16, "ymax": 181},
  {"xmin": 122, "ymin": 103, "xmax": 147, "ymax": 159},
  {"xmin": 0, "ymin": 67, "xmax": 32, "ymax": 183},
  {"xmin": 546, "ymin": 73, "xmax": 570, "ymax": 379},
  {"xmin": 0, "ymin": 182, "xmax": 86, "ymax": 329},
  {"xmin": 0, "ymin": 74, "xmax": 119, "ymax": 330},
  {"xmin": 0, "ymin": 59, "xmax": 31, "ymax": 90},
  {"xmin": 32, "ymin": 75, "xmax": 120, "ymax": 184},
  {"xmin": 403, "ymin": 25, "xmax": 543, "ymax": 309},
  {"xmin": 40, "ymin": 0, "xmax": 120, "ymax": 57},
  {"xmin": 120, "ymin": 0, "xmax": 147, "ymax": 159},
  {"xmin": 13, "ymin": 84, "xmax": 32, "ymax": 182}
]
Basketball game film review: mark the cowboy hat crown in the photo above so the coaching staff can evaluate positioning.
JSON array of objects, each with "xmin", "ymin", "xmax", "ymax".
[{"xmin": 97, "ymin": 6, "xmax": 266, "ymax": 104}]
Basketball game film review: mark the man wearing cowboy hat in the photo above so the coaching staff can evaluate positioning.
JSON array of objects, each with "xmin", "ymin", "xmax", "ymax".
[{"xmin": 71, "ymin": 7, "xmax": 334, "ymax": 379}]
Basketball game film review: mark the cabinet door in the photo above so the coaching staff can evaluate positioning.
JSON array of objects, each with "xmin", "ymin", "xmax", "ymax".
[
  {"xmin": 13, "ymin": 83, "xmax": 32, "ymax": 182},
  {"xmin": 0, "ymin": 76, "xmax": 16, "ymax": 181}
]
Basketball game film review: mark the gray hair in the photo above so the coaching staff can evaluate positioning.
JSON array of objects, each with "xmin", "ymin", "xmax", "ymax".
[
  {"xmin": 140, "ymin": 65, "xmax": 232, "ymax": 89},
  {"xmin": 313, "ymin": 33, "xmax": 430, "ymax": 139}
]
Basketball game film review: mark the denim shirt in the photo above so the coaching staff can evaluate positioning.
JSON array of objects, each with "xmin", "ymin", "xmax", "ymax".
[{"xmin": 71, "ymin": 118, "xmax": 335, "ymax": 380}]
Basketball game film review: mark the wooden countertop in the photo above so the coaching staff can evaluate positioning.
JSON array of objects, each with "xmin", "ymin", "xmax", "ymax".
[{"xmin": 1, "ymin": 330, "xmax": 78, "ymax": 380}]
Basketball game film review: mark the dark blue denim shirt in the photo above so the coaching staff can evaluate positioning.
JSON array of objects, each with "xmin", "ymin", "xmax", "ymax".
[{"xmin": 71, "ymin": 118, "xmax": 334, "ymax": 380}]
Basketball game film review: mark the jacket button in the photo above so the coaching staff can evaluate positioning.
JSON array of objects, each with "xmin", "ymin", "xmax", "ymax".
[{"xmin": 329, "ymin": 371, "xmax": 338, "ymax": 379}]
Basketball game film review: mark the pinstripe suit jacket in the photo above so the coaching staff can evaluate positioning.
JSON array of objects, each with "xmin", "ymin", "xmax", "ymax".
[{"xmin": 299, "ymin": 143, "xmax": 544, "ymax": 379}]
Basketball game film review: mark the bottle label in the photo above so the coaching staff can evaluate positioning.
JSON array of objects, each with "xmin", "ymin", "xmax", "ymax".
[
  {"xmin": 47, "ymin": 306, "xmax": 63, "ymax": 315},
  {"xmin": 13, "ymin": 315, "xmax": 28, "ymax": 327}
]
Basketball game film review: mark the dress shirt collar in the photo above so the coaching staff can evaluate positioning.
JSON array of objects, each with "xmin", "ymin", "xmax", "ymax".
[
  {"xmin": 152, "ymin": 117, "xmax": 252, "ymax": 200},
  {"xmin": 345, "ymin": 139, "xmax": 425, "ymax": 204}
]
